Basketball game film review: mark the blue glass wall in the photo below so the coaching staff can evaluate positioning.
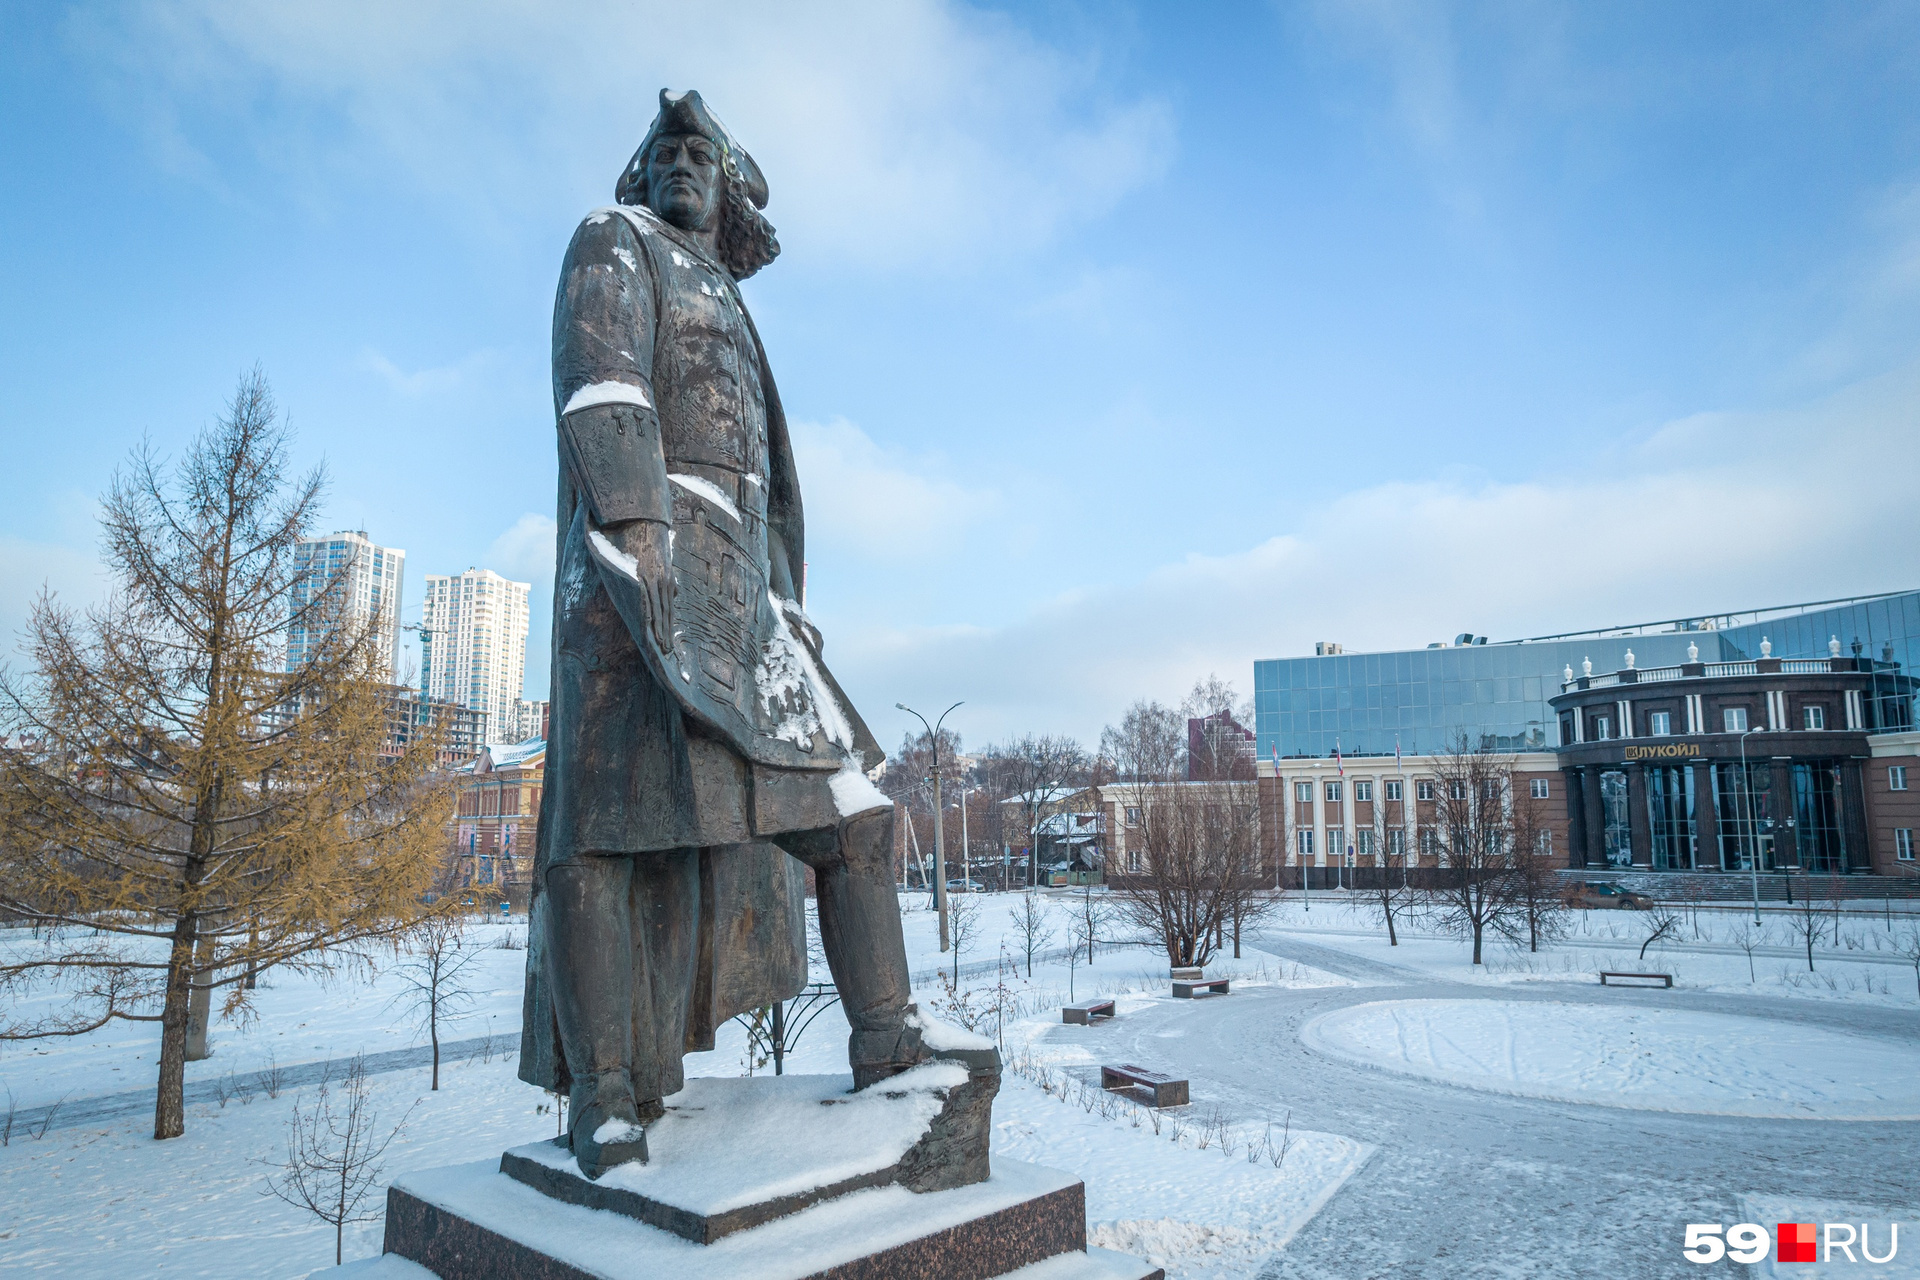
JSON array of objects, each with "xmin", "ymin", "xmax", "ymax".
[{"xmin": 1253, "ymin": 590, "xmax": 1920, "ymax": 759}]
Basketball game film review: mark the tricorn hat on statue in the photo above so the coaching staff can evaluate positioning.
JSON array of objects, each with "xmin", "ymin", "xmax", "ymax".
[{"xmin": 616, "ymin": 88, "xmax": 778, "ymax": 280}]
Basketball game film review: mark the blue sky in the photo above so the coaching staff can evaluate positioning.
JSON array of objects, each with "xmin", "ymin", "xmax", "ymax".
[{"xmin": 3, "ymin": 1, "xmax": 1919, "ymax": 751}]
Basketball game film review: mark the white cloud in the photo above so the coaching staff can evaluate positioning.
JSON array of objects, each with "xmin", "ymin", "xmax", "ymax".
[
  {"xmin": 788, "ymin": 418, "xmax": 992, "ymax": 562},
  {"xmin": 487, "ymin": 512, "xmax": 558, "ymax": 587},
  {"xmin": 85, "ymin": 0, "xmax": 1173, "ymax": 269},
  {"xmin": 358, "ymin": 348, "xmax": 496, "ymax": 397},
  {"xmin": 833, "ymin": 361, "xmax": 1920, "ymax": 749}
]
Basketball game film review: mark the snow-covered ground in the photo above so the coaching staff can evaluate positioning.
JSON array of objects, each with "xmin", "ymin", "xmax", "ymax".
[
  {"xmin": 1259, "ymin": 897, "xmax": 1920, "ymax": 1005},
  {"xmin": 7, "ymin": 888, "xmax": 1916, "ymax": 1278},
  {"xmin": 0, "ymin": 915, "xmax": 533, "ymax": 1113},
  {"xmin": 1302, "ymin": 997, "xmax": 1920, "ymax": 1118},
  {"xmin": 0, "ymin": 892, "xmax": 1373, "ymax": 1279}
]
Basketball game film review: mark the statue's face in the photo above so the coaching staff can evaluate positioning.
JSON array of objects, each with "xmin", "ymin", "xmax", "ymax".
[{"xmin": 644, "ymin": 131, "xmax": 723, "ymax": 232}]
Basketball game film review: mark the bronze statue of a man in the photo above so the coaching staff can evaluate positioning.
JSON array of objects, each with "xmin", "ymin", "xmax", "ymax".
[{"xmin": 519, "ymin": 90, "xmax": 944, "ymax": 1178}]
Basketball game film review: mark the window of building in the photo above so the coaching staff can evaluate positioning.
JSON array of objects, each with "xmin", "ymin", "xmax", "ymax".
[
  {"xmin": 1419, "ymin": 829, "xmax": 1439, "ymax": 857},
  {"xmin": 1893, "ymin": 766, "xmax": 1909, "ymax": 792},
  {"xmin": 1125, "ymin": 806, "xmax": 1141, "ymax": 825},
  {"xmin": 1601, "ymin": 770, "xmax": 1632, "ymax": 867},
  {"xmin": 1354, "ymin": 780, "xmax": 1373, "ymax": 802},
  {"xmin": 1648, "ymin": 711, "xmax": 1671, "ymax": 736},
  {"xmin": 1296, "ymin": 829, "xmax": 1314, "ymax": 856},
  {"xmin": 1792, "ymin": 761, "xmax": 1848, "ymax": 874},
  {"xmin": 1384, "ymin": 780, "xmax": 1402, "ymax": 802},
  {"xmin": 1128, "ymin": 849, "xmax": 1142, "ymax": 872},
  {"xmin": 1387, "ymin": 829, "xmax": 1406, "ymax": 856},
  {"xmin": 1897, "ymin": 829, "xmax": 1915, "ymax": 861},
  {"xmin": 1417, "ymin": 780, "xmax": 1435, "ymax": 801},
  {"xmin": 1295, "ymin": 781, "xmax": 1312, "ymax": 803},
  {"xmin": 1534, "ymin": 830, "xmax": 1553, "ymax": 856},
  {"xmin": 1529, "ymin": 778, "xmax": 1550, "ymax": 800},
  {"xmin": 1325, "ymin": 781, "xmax": 1343, "ymax": 803},
  {"xmin": 1357, "ymin": 830, "xmax": 1375, "ymax": 857},
  {"xmin": 1803, "ymin": 705, "xmax": 1825, "ymax": 730},
  {"xmin": 1646, "ymin": 765, "xmax": 1696, "ymax": 870},
  {"xmin": 1593, "ymin": 714, "xmax": 1612, "ymax": 740},
  {"xmin": 1450, "ymin": 780, "xmax": 1469, "ymax": 801},
  {"xmin": 1483, "ymin": 779, "xmax": 1503, "ymax": 802},
  {"xmin": 1723, "ymin": 707, "xmax": 1748, "ymax": 733}
]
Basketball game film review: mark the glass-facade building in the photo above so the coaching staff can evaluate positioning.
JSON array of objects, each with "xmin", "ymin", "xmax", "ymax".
[{"xmin": 1254, "ymin": 590, "xmax": 1920, "ymax": 759}]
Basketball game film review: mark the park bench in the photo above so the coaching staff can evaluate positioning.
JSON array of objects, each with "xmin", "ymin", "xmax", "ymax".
[
  {"xmin": 1170, "ymin": 966, "xmax": 1204, "ymax": 981},
  {"xmin": 1172, "ymin": 977, "xmax": 1230, "ymax": 999},
  {"xmin": 1062, "ymin": 998, "xmax": 1116, "ymax": 1025},
  {"xmin": 1100, "ymin": 1063, "xmax": 1189, "ymax": 1108},
  {"xmin": 1598, "ymin": 971, "xmax": 1673, "ymax": 988}
]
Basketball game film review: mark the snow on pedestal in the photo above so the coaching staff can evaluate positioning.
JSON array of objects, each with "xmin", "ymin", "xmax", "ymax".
[{"xmin": 501, "ymin": 1066, "xmax": 969, "ymax": 1239}]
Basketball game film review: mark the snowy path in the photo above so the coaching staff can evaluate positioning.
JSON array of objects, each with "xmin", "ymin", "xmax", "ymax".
[
  {"xmin": 14, "ymin": 1031, "xmax": 521, "ymax": 1137},
  {"xmin": 1053, "ymin": 932, "xmax": 1920, "ymax": 1279}
]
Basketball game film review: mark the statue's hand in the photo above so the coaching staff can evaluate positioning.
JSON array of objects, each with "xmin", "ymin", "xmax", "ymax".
[{"xmin": 604, "ymin": 519, "xmax": 676, "ymax": 656}]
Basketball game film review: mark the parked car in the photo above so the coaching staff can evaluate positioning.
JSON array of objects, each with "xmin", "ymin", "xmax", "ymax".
[
  {"xmin": 945, "ymin": 878, "xmax": 986, "ymax": 894},
  {"xmin": 1562, "ymin": 880, "xmax": 1654, "ymax": 910}
]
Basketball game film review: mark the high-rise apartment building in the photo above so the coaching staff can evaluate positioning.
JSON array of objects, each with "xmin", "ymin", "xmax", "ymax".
[
  {"xmin": 502, "ymin": 698, "xmax": 550, "ymax": 744},
  {"xmin": 420, "ymin": 568, "xmax": 532, "ymax": 744},
  {"xmin": 288, "ymin": 531, "xmax": 406, "ymax": 682}
]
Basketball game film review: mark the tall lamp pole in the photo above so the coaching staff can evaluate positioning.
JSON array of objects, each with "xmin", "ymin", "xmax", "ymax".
[{"xmin": 898, "ymin": 700, "xmax": 963, "ymax": 953}]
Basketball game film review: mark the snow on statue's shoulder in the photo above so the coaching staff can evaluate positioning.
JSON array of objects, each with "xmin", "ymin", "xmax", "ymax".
[
  {"xmin": 908, "ymin": 1008, "xmax": 995, "ymax": 1053},
  {"xmin": 564, "ymin": 380, "xmax": 653, "ymax": 415}
]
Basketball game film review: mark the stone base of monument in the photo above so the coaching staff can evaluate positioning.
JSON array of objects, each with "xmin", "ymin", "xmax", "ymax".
[{"xmin": 345, "ymin": 1070, "xmax": 1161, "ymax": 1280}]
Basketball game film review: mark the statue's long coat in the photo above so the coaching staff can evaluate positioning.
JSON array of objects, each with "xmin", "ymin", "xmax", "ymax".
[{"xmin": 519, "ymin": 201, "xmax": 883, "ymax": 1094}]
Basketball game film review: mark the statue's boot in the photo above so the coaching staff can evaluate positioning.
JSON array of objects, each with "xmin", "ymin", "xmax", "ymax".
[
  {"xmin": 568, "ymin": 1069, "xmax": 651, "ymax": 1179},
  {"xmin": 545, "ymin": 859, "xmax": 651, "ymax": 1179}
]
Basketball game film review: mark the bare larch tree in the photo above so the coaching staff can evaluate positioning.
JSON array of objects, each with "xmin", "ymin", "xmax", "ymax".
[{"xmin": 0, "ymin": 371, "xmax": 454, "ymax": 1138}]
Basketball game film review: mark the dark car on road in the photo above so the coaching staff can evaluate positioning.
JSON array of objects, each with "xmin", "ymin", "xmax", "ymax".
[{"xmin": 1562, "ymin": 880, "xmax": 1655, "ymax": 910}]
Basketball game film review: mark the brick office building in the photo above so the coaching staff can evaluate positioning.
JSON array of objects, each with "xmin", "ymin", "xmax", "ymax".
[{"xmin": 1256, "ymin": 752, "xmax": 1567, "ymax": 889}]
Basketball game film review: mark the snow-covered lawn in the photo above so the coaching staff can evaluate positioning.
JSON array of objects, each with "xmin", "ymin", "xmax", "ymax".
[
  {"xmin": 1263, "ymin": 899, "xmax": 1920, "ymax": 1004},
  {"xmin": 0, "ymin": 916, "xmax": 533, "ymax": 1113},
  {"xmin": 1302, "ymin": 998, "xmax": 1920, "ymax": 1119}
]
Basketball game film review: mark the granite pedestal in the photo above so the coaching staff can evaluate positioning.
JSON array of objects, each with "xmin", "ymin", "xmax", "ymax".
[{"xmin": 356, "ymin": 1070, "xmax": 1160, "ymax": 1280}]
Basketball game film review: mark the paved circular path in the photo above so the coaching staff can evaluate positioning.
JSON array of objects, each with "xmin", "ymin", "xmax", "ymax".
[{"xmin": 1059, "ymin": 931, "xmax": 1920, "ymax": 1279}]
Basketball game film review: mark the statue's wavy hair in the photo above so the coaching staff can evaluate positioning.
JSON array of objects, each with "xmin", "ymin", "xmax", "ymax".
[{"xmin": 615, "ymin": 139, "xmax": 780, "ymax": 282}]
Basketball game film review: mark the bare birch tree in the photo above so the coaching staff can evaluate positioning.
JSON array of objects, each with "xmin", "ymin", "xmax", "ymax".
[
  {"xmin": 1364, "ymin": 783, "xmax": 1416, "ymax": 945},
  {"xmin": 263, "ymin": 1054, "xmax": 417, "ymax": 1266},
  {"xmin": 0, "ymin": 372, "xmax": 454, "ymax": 1139},
  {"xmin": 1500, "ymin": 817, "xmax": 1568, "ymax": 954},
  {"xmin": 1102, "ymin": 700, "xmax": 1269, "ymax": 969},
  {"xmin": 1006, "ymin": 890, "xmax": 1055, "ymax": 976},
  {"xmin": 1424, "ymin": 736, "xmax": 1522, "ymax": 965},
  {"xmin": 386, "ymin": 912, "xmax": 487, "ymax": 1091},
  {"xmin": 984, "ymin": 733, "xmax": 1088, "ymax": 889}
]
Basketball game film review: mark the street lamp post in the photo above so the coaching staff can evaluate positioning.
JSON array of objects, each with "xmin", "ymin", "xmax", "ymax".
[
  {"xmin": 1739, "ymin": 726, "xmax": 1764, "ymax": 925},
  {"xmin": 898, "ymin": 700, "xmax": 963, "ymax": 953}
]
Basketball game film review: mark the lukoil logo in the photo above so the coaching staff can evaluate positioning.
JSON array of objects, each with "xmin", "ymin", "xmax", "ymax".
[{"xmin": 1683, "ymin": 1222, "xmax": 1899, "ymax": 1265}]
